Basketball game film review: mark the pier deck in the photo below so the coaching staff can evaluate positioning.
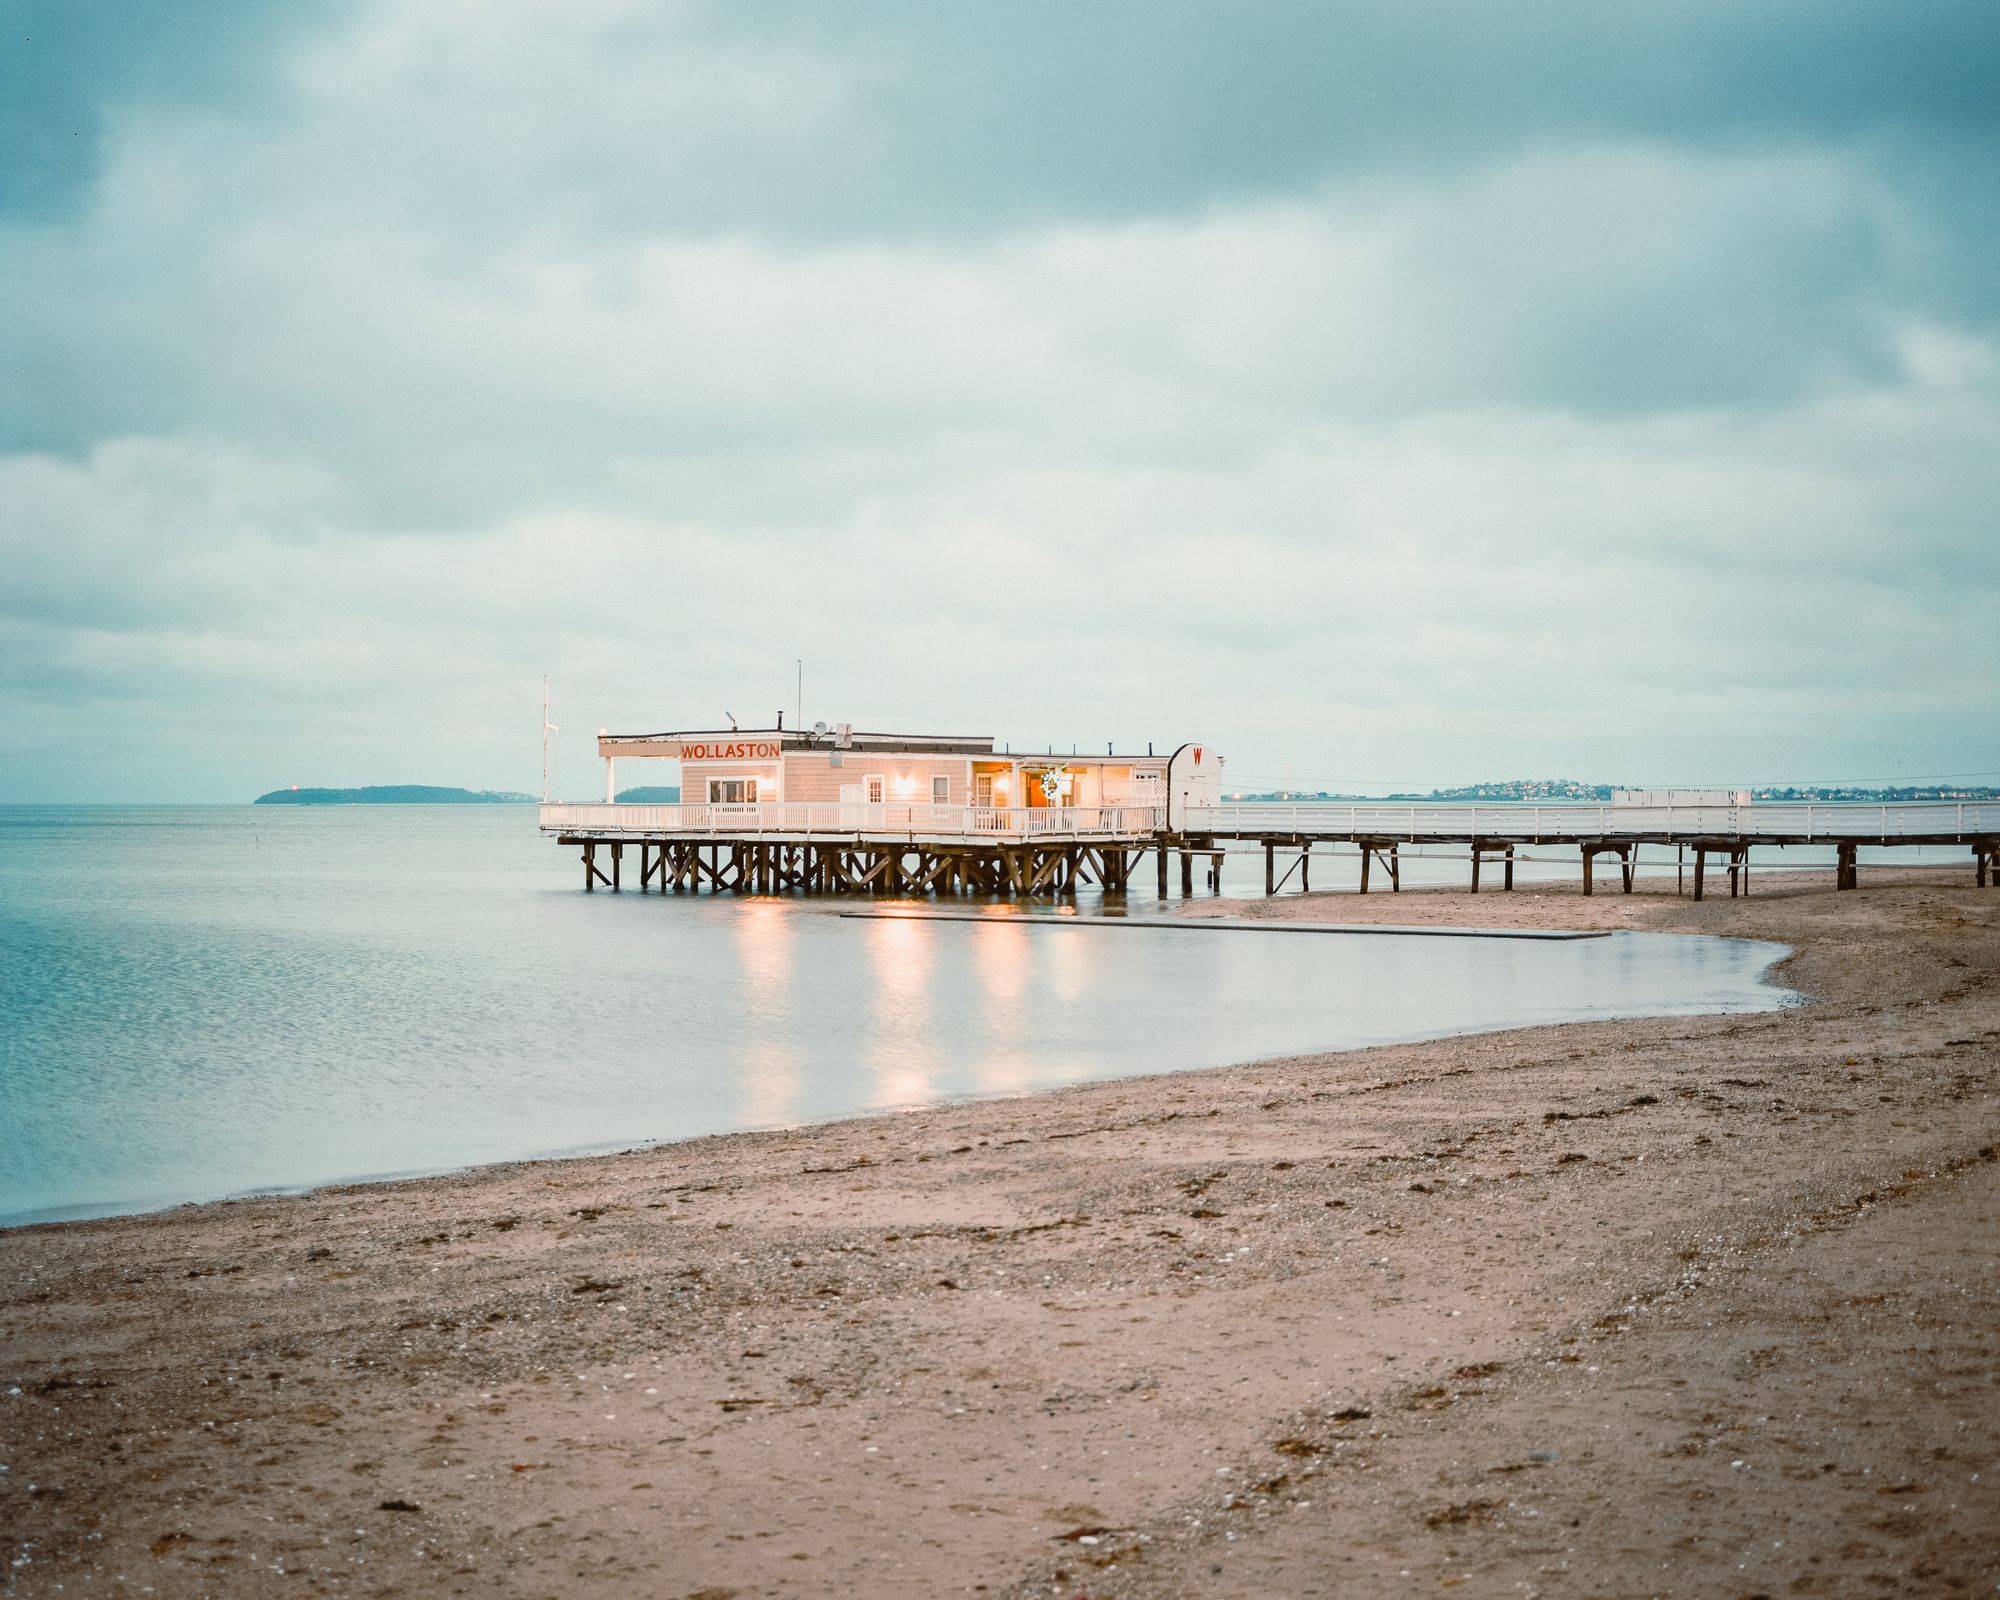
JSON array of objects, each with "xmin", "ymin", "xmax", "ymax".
[{"xmin": 539, "ymin": 800, "xmax": 2000, "ymax": 900}]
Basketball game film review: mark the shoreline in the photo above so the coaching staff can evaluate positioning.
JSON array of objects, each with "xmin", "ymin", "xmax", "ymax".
[
  {"xmin": 3, "ymin": 882, "xmax": 1810, "ymax": 1235},
  {"xmin": 2, "ymin": 868, "xmax": 1994, "ymax": 1596}
]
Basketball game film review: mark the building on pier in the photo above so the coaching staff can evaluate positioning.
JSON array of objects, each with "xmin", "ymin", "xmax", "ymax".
[
  {"xmin": 594, "ymin": 724, "xmax": 1223, "ymax": 821},
  {"xmin": 545, "ymin": 723, "xmax": 1998, "ymax": 902},
  {"xmin": 536, "ymin": 722, "xmax": 1228, "ymax": 898}
]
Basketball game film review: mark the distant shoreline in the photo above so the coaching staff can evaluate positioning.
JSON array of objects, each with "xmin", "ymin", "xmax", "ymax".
[{"xmin": 252, "ymin": 785, "xmax": 534, "ymax": 805}]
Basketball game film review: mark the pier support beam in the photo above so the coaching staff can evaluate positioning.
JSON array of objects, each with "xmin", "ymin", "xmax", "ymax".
[
  {"xmin": 1580, "ymin": 842, "xmax": 1633, "ymax": 896},
  {"xmin": 1267, "ymin": 839, "xmax": 1309, "ymax": 895},
  {"xmin": 1975, "ymin": 841, "xmax": 1998, "ymax": 887},
  {"xmin": 1357, "ymin": 841, "xmax": 1399, "ymax": 894},
  {"xmin": 1837, "ymin": 842, "xmax": 1858, "ymax": 891},
  {"xmin": 1689, "ymin": 844, "xmax": 1746, "ymax": 901},
  {"xmin": 1471, "ymin": 840, "xmax": 1516, "ymax": 892}
]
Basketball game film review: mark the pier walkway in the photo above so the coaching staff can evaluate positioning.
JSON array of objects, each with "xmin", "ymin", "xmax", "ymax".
[{"xmin": 540, "ymin": 799, "xmax": 2000, "ymax": 900}]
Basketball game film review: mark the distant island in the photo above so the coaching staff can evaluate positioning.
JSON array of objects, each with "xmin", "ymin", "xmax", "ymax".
[
  {"xmin": 1228, "ymin": 779, "xmax": 2000, "ymax": 804},
  {"xmin": 614, "ymin": 785, "xmax": 681, "ymax": 803},
  {"xmin": 253, "ymin": 786, "xmax": 536, "ymax": 805}
]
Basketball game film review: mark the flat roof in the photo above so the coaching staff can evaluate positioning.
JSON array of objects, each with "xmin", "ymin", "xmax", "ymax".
[
  {"xmin": 598, "ymin": 728, "xmax": 1171, "ymax": 763},
  {"xmin": 600, "ymin": 729, "xmax": 996, "ymax": 755}
]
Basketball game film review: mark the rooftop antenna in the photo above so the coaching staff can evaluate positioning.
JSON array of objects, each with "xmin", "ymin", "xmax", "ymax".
[
  {"xmin": 795, "ymin": 658, "xmax": 803, "ymax": 735},
  {"xmin": 725, "ymin": 710, "xmax": 738, "ymax": 731},
  {"xmin": 541, "ymin": 675, "xmax": 559, "ymax": 804}
]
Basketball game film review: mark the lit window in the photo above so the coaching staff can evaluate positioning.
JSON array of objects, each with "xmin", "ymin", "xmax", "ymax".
[{"xmin": 932, "ymin": 775, "xmax": 950, "ymax": 804}]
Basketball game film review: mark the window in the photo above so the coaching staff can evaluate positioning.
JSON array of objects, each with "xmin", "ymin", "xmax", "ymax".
[
  {"xmin": 932, "ymin": 775, "xmax": 950, "ymax": 804},
  {"xmin": 708, "ymin": 777, "xmax": 759, "ymax": 803},
  {"xmin": 865, "ymin": 775, "xmax": 885, "ymax": 804}
]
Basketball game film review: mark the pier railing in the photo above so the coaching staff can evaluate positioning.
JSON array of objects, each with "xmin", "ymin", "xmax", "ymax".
[
  {"xmin": 540, "ymin": 802, "xmax": 1167, "ymax": 839},
  {"xmin": 542, "ymin": 798, "xmax": 1998, "ymax": 846},
  {"xmin": 1181, "ymin": 800, "xmax": 2000, "ymax": 843}
]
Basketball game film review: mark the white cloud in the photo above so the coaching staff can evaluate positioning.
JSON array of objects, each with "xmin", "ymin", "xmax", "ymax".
[{"xmin": 2, "ymin": 4, "xmax": 1996, "ymax": 798}]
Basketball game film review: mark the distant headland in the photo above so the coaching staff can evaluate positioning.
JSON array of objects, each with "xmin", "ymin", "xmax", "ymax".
[{"xmin": 253, "ymin": 786, "xmax": 535, "ymax": 805}]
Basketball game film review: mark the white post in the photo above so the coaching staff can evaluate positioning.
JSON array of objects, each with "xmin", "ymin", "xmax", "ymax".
[{"xmin": 605, "ymin": 757, "xmax": 616, "ymax": 804}]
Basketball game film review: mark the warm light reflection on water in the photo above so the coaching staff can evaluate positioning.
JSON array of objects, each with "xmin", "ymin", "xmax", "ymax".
[
  {"xmin": 732, "ymin": 900, "xmax": 794, "ymax": 996},
  {"xmin": 973, "ymin": 1049, "xmax": 1042, "ymax": 1096},
  {"xmin": 0, "ymin": 808, "xmax": 1797, "ymax": 1224},
  {"xmin": 737, "ymin": 1037, "xmax": 801, "ymax": 1129},
  {"xmin": 865, "ymin": 912, "xmax": 936, "ymax": 1108},
  {"xmin": 974, "ymin": 919, "xmax": 1031, "ymax": 1013}
]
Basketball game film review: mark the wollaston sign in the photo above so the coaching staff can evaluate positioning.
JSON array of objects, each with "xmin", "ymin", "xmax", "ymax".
[
  {"xmin": 677, "ymin": 740, "xmax": 782, "ymax": 761},
  {"xmin": 597, "ymin": 736, "xmax": 785, "ymax": 760}
]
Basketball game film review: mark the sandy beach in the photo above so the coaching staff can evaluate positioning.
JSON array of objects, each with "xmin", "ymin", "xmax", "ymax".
[{"xmin": 3, "ymin": 868, "xmax": 1995, "ymax": 1598}]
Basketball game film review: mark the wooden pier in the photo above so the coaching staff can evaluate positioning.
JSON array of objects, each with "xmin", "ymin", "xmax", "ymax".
[
  {"xmin": 544, "ymin": 799, "xmax": 1999, "ymax": 901},
  {"xmin": 572, "ymin": 835, "xmax": 1152, "ymax": 897}
]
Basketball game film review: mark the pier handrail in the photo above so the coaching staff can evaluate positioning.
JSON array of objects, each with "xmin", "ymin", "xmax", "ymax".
[
  {"xmin": 1178, "ymin": 799, "xmax": 2000, "ymax": 842},
  {"xmin": 540, "ymin": 798, "xmax": 1997, "ymax": 845},
  {"xmin": 539, "ymin": 801, "xmax": 1167, "ymax": 839}
]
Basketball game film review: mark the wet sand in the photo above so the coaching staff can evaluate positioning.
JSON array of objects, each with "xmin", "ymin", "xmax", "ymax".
[{"xmin": 2, "ymin": 868, "xmax": 1995, "ymax": 1597}]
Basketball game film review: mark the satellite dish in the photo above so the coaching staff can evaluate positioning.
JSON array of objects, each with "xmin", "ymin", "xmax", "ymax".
[{"xmin": 812, "ymin": 720, "xmax": 830, "ymax": 738}]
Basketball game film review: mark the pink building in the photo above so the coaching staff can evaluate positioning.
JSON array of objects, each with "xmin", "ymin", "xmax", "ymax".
[{"xmin": 593, "ymin": 723, "xmax": 1221, "ymax": 829}]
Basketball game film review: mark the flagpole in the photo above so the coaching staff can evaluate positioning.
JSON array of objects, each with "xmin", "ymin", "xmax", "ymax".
[{"xmin": 542, "ymin": 676, "xmax": 557, "ymax": 804}]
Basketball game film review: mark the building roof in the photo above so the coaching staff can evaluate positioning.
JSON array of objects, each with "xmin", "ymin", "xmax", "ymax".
[
  {"xmin": 597, "ymin": 727, "xmax": 1175, "ymax": 764},
  {"xmin": 599, "ymin": 728, "xmax": 996, "ymax": 756}
]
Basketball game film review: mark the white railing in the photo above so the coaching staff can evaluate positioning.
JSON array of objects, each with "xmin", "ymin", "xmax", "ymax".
[
  {"xmin": 1180, "ymin": 800, "xmax": 2000, "ymax": 841},
  {"xmin": 540, "ymin": 802, "xmax": 1167, "ymax": 838},
  {"xmin": 541, "ymin": 799, "xmax": 1997, "ymax": 843}
]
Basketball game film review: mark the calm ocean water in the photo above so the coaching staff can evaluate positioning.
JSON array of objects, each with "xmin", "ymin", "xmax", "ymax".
[{"xmin": 0, "ymin": 806, "xmax": 1794, "ymax": 1226}]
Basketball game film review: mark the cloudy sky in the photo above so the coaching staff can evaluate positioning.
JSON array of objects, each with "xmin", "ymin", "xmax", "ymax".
[{"xmin": 4, "ymin": 0, "xmax": 1996, "ymax": 801}]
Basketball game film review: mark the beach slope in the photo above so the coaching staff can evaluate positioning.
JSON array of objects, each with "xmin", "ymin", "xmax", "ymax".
[{"xmin": 1, "ymin": 874, "xmax": 1994, "ymax": 1596}]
